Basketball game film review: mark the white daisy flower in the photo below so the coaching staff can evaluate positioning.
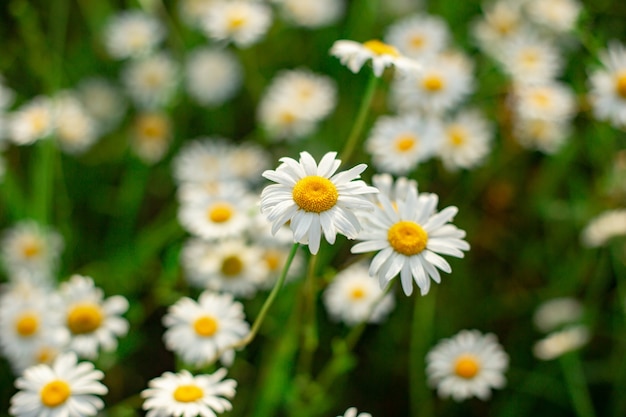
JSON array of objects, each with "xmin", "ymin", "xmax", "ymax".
[
  {"xmin": 7, "ymin": 96, "xmax": 54, "ymax": 146},
  {"xmin": 497, "ymin": 34, "xmax": 563, "ymax": 85},
  {"xmin": 330, "ymin": 39, "xmax": 420, "ymax": 77},
  {"xmin": 533, "ymin": 325, "xmax": 590, "ymax": 360},
  {"xmin": 438, "ymin": 109, "xmax": 493, "ymax": 171},
  {"xmin": 53, "ymin": 92, "xmax": 99, "ymax": 155},
  {"xmin": 274, "ymin": 0, "xmax": 344, "ymax": 29},
  {"xmin": 580, "ymin": 208, "xmax": 626, "ymax": 248},
  {"xmin": 250, "ymin": 208, "xmax": 298, "ymax": 246},
  {"xmin": 0, "ymin": 75, "xmax": 15, "ymax": 110},
  {"xmin": 122, "ymin": 52, "xmax": 179, "ymax": 109},
  {"xmin": 9, "ymin": 352, "xmax": 107, "ymax": 417},
  {"xmin": 260, "ymin": 151, "xmax": 378, "ymax": 255},
  {"xmin": 427, "ymin": 330, "xmax": 509, "ymax": 401},
  {"xmin": 589, "ymin": 41, "xmax": 626, "ymax": 129},
  {"xmin": 525, "ymin": 0, "xmax": 581, "ymax": 34},
  {"xmin": 185, "ymin": 47, "xmax": 243, "ymax": 107},
  {"xmin": 365, "ymin": 114, "xmax": 443, "ymax": 175},
  {"xmin": 323, "ymin": 262, "xmax": 395, "ymax": 326},
  {"xmin": 254, "ymin": 243, "xmax": 304, "ymax": 289},
  {"xmin": 385, "ymin": 14, "xmax": 450, "ymax": 60},
  {"xmin": 178, "ymin": 0, "xmax": 216, "ymax": 28},
  {"xmin": 228, "ymin": 143, "xmax": 272, "ymax": 184},
  {"xmin": 533, "ymin": 297, "xmax": 584, "ymax": 333},
  {"xmin": 59, "ymin": 275, "xmax": 129, "ymax": 359},
  {"xmin": 177, "ymin": 180, "xmax": 249, "ymax": 207},
  {"xmin": 369, "ymin": 173, "xmax": 418, "ymax": 206},
  {"xmin": 172, "ymin": 138, "xmax": 238, "ymax": 185},
  {"xmin": 202, "ymin": 0, "xmax": 273, "ymax": 48},
  {"xmin": 338, "ymin": 407, "xmax": 373, "ymax": 417},
  {"xmin": 351, "ymin": 184, "xmax": 469, "ymax": 296},
  {"xmin": 471, "ymin": 0, "xmax": 526, "ymax": 57},
  {"xmin": 130, "ymin": 111, "xmax": 172, "ymax": 164},
  {"xmin": 513, "ymin": 116, "xmax": 571, "ymax": 154},
  {"xmin": 163, "ymin": 291, "xmax": 249, "ymax": 367},
  {"xmin": 141, "ymin": 369, "xmax": 236, "ymax": 417},
  {"xmin": 77, "ymin": 77, "xmax": 127, "ymax": 134},
  {"xmin": 257, "ymin": 96, "xmax": 317, "ymax": 141},
  {"xmin": 511, "ymin": 81, "xmax": 576, "ymax": 122},
  {"xmin": 103, "ymin": 10, "xmax": 166, "ymax": 60}
]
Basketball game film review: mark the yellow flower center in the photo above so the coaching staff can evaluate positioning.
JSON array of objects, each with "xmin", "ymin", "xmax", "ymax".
[
  {"xmin": 409, "ymin": 35, "xmax": 425, "ymax": 49},
  {"xmin": 30, "ymin": 110, "xmax": 49, "ymax": 134},
  {"xmin": 15, "ymin": 313, "xmax": 39, "ymax": 337},
  {"xmin": 136, "ymin": 114, "xmax": 169, "ymax": 140},
  {"xmin": 292, "ymin": 176, "xmax": 338, "ymax": 213},
  {"xmin": 193, "ymin": 315, "xmax": 219, "ymax": 337},
  {"xmin": 221, "ymin": 255, "xmax": 244, "ymax": 276},
  {"xmin": 350, "ymin": 287, "xmax": 366, "ymax": 300},
  {"xmin": 615, "ymin": 72, "xmax": 626, "ymax": 99},
  {"xmin": 531, "ymin": 91, "xmax": 551, "ymax": 108},
  {"xmin": 264, "ymin": 250, "xmax": 282, "ymax": 272},
  {"xmin": 363, "ymin": 39, "xmax": 400, "ymax": 57},
  {"xmin": 520, "ymin": 49, "xmax": 539, "ymax": 68},
  {"xmin": 395, "ymin": 135, "xmax": 417, "ymax": 153},
  {"xmin": 227, "ymin": 14, "xmax": 247, "ymax": 30},
  {"xmin": 447, "ymin": 126, "xmax": 466, "ymax": 147},
  {"xmin": 173, "ymin": 384, "xmax": 204, "ymax": 403},
  {"xmin": 21, "ymin": 239, "xmax": 43, "ymax": 258},
  {"xmin": 207, "ymin": 202, "xmax": 234, "ymax": 223},
  {"xmin": 422, "ymin": 74, "xmax": 444, "ymax": 92},
  {"xmin": 279, "ymin": 111, "xmax": 296, "ymax": 124},
  {"xmin": 454, "ymin": 354, "xmax": 481, "ymax": 379},
  {"xmin": 387, "ymin": 221, "xmax": 429, "ymax": 256},
  {"xmin": 40, "ymin": 380, "xmax": 71, "ymax": 407},
  {"xmin": 67, "ymin": 303, "xmax": 103, "ymax": 335}
]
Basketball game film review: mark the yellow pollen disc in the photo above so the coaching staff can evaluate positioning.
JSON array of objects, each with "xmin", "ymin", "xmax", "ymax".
[
  {"xmin": 173, "ymin": 385, "xmax": 204, "ymax": 403},
  {"xmin": 264, "ymin": 251, "xmax": 282, "ymax": 271},
  {"xmin": 422, "ymin": 75, "xmax": 444, "ymax": 92},
  {"xmin": 227, "ymin": 14, "xmax": 247, "ymax": 30},
  {"xmin": 363, "ymin": 39, "xmax": 400, "ymax": 57},
  {"xmin": 21, "ymin": 240, "xmax": 42, "ymax": 258},
  {"xmin": 395, "ymin": 135, "xmax": 417, "ymax": 152},
  {"xmin": 30, "ymin": 111, "xmax": 48, "ymax": 133},
  {"xmin": 144, "ymin": 71, "xmax": 164, "ymax": 88},
  {"xmin": 36, "ymin": 346, "xmax": 57, "ymax": 364},
  {"xmin": 529, "ymin": 120, "xmax": 549, "ymax": 138},
  {"xmin": 532, "ymin": 91, "xmax": 551, "ymax": 108},
  {"xmin": 447, "ymin": 126, "xmax": 466, "ymax": 147},
  {"xmin": 280, "ymin": 111, "xmax": 296, "ymax": 124},
  {"xmin": 221, "ymin": 255, "xmax": 244, "ymax": 276},
  {"xmin": 350, "ymin": 287, "xmax": 366, "ymax": 300},
  {"xmin": 15, "ymin": 313, "xmax": 39, "ymax": 337},
  {"xmin": 67, "ymin": 303, "xmax": 103, "ymax": 335},
  {"xmin": 410, "ymin": 35, "xmax": 425, "ymax": 49},
  {"xmin": 292, "ymin": 176, "xmax": 338, "ymax": 213},
  {"xmin": 208, "ymin": 202, "xmax": 234, "ymax": 223},
  {"xmin": 615, "ymin": 72, "xmax": 626, "ymax": 99},
  {"xmin": 40, "ymin": 380, "xmax": 71, "ymax": 407},
  {"xmin": 387, "ymin": 221, "xmax": 428, "ymax": 256},
  {"xmin": 193, "ymin": 315, "xmax": 219, "ymax": 337},
  {"xmin": 136, "ymin": 114, "xmax": 168, "ymax": 140},
  {"xmin": 521, "ymin": 50, "xmax": 539, "ymax": 67},
  {"xmin": 454, "ymin": 354, "xmax": 481, "ymax": 379}
]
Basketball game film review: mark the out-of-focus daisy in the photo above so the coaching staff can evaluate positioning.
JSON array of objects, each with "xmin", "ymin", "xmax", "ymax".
[
  {"xmin": 103, "ymin": 10, "xmax": 166, "ymax": 60},
  {"xmin": 525, "ymin": 0, "xmax": 581, "ymax": 34},
  {"xmin": 130, "ymin": 111, "xmax": 172, "ymax": 164},
  {"xmin": 274, "ymin": 0, "xmax": 344, "ymax": 28},
  {"xmin": 426, "ymin": 329, "xmax": 509, "ymax": 401},
  {"xmin": 10, "ymin": 352, "xmax": 107, "ymax": 417},
  {"xmin": 385, "ymin": 14, "xmax": 449, "ymax": 60},
  {"xmin": 511, "ymin": 81, "xmax": 576, "ymax": 122},
  {"xmin": 580, "ymin": 208, "xmax": 626, "ymax": 247},
  {"xmin": 589, "ymin": 41, "xmax": 626, "ymax": 129},
  {"xmin": 122, "ymin": 52, "xmax": 179, "ymax": 109},
  {"xmin": 202, "ymin": 0, "xmax": 273, "ymax": 48},
  {"xmin": 59, "ymin": 275, "xmax": 129, "ymax": 359},
  {"xmin": 185, "ymin": 47, "xmax": 243, "ymax": 107},
  {"xmin": 1, "ymin": 220, "xmax": 64, "ymax": 283},
  {"xmin": 438, "ymin": 109, "xmax": 493, "ymax": 171},
  {"xmin": 7, "ymin": 96, "xmax": 54, "ymax": 146},
  {"xmin": 351, "ymin": 184, "xmax": 469, "ymax": 296},
  {"xmin": 0, "ymin": 75, "xmax": 15, "ymax": 110},
  {"xmin": 254, "ymin": 244, "xmax": 304, "ymax": 289},
  {"xmin": 260, "ymin": 151, "xmax": 378, "ymax": 255},
  {"xmin": 365, "ymin": 114, "xmax": 442, "ymax": 175},
  {"xmin": 53, "ymin": 92, "xmax": 99, "ymax": 155},
  {"xmin": 513, "ymin": 116, "xmax": 571, "ymax": 154},
  {"xmin": 497, "ymin": 35, "xmax": 563, "ymax": 85},
  {"xmin": 338, "ymin": 407, "xmax": 373, "ymax": 417},
  {"xmin": 141, "ymin": 369, "xmax": 236, "ymax": 417},
  {"xmin": 330, "ymin": 39, "xmax": 420, "ymax": 77},
  {"xmin": 228, "ymin": 143, "xmax": 271, "ymax": 184},
  {"xmin": 77, "ymin": 77, "xmax": 127, "ymax": 134},
  {"xmin": 533, "ymin": 325, "xmax": 590, "ymax": 360},
  {"xmin": 323, "ymin": 262, "xmax": 395, "ymax": 326},
  {"xmin": 172, "ymin": 138, "xmax": 239, "ymax": 186},
  {"xmin": 178, "ymin": 0, "xmax": 215, "ymax": 29},
  {"xmin": 533, "ymin": 297, "xmax": 584, "ymax": 333},
  {"xmin": 163, "ymin": 291, "xmax": 249, "ymax": 367},
  {"xmin": 472, "ymin": 0, "xmax": 526, "ymax": 57}
]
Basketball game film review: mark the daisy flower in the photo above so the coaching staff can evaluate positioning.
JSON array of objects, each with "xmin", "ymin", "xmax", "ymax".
[
  {"xmin": 511, "ymin": 81, "xmax": 576, "ymax": 122},
  {"xmin": 438, "ymin": 109, "xmax": 493, "ymax": 171},
  {"xmin": 365, "ymin": 114, "xmax": 443, "ymax": 175},
  {"xmin": 0, "ymin": 75, "xmax": 15, "ymax": 110},
  {"xmin": 338, "ymin": 407, "xmax": 373, "ymax": 417},
  {"xmin": 274, "ymin": 0, "xmax": 345, "ymax": 29},
  {"xmin": 7, "ymin": 96, "xmax": 54, "ymax": 146},
  {"xmin": 497, "ymin": 35, "xmax": 563, "ymax": 85},
  {"xmin": 384, "ymin": 14, "xmax": 450, "ymax": 60},
  {"xmin": 178, "ymin": 0, "xmax": 215, "ymax": 29},
  {"xmin": 254, "ymin": 243, "xmax": 304, "ymax": 289},
  {"xmin": 53, "ymin": 92, "xmax": 99, "ymax": 155},
  {"xmin": 260, "ymin": 151, "xmax": 378, "ymax": 255},
  {"xmin": 77, "ymin": 77, "xmax": 127, "ymax": 134},
  {"xmin": 330, "ymin": 39, "xmax": 419, "ymax": 77},
  {"xmin": 351, "ymin": 184, "xmax": 469, "ymax": 296},
  {"xmin": 589, "ymin": 41, "xmax": 626, "ymax": 128},
  {"xmin": 533, "ymin": 325, "xmax": 590, "ymax": 360},
  {"xmin": 426, "ymin": 330, "xmax": 509, "ymax": 401},
  {"xmin": 471, "ymin": 0, "xmax": 526, "ymax": 57},
  {"xmin": 512, "ymin": 116, "xmax": 571, "ymax": 154},
  {"xmin": 122, "ymin": 52, "xmax": 179, "ymax": 109},
  {"xmin": 580, "ymin": 208, "xmax": 626, "ymax": 247},
  {"xmin": 103, "ymin": 10, "xmax": 166, "ymax": 60},
  {"xmin": 525, "ymin": 0, "xmax": 581, "ymax": 34},
  {"xmin": 163, "ymin": 291, "xmax": 249, "ymax": 367},
  {"xmin": 172, "ymin": 138, "xmax": 239, "ymax": 185},
  {"xmin": 228, "ymin": 143, "xmax": 272, "ymax": 184},
  {"xmin": 9, "ymin": 352, "xmax": 107, "ymax": 417},
  {"xmin": 323, "ymin": 262, "xmax": 395, "ymax": 326},
  {"xmin": 533, "ymin": 297, "xmax": 584, "ymax": 333},
  {"xmin": 368, "ymin": 173, "xmax": 418, "ymax": 206},
  {"xmin": 202, "ymin": 0, "xmax": 273, "ymax": 48},
  {"xmin": 130, "ymin": 111, "xmax": 172, "ymax": 164},
  {"xmin": 59, "ymin": 275, "xmax": 129, "ymax": 359},
  {"xmin": 141, "ymin": 369, "xmax": 236, "ymax": 417},
  {"xmin": 185, "ymin": 47, "xmax": 243, "ymax": 107}
]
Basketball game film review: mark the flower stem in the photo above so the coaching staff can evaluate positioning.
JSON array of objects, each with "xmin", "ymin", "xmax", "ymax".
[
  {"xmin": 559, "ymin": 351, "xmax": 596, "ymax": 417},
  {"xmin": 297, "ymin": 253, "xmax": 320, "ymax": 375}
]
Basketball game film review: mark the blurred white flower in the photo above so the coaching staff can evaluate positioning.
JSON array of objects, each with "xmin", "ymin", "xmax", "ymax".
[
  {"xmin": 589, "ymin": 41, "xmax": 626, "ymax": 129},
  {"xmin": 525, "ymin": 0, "xmax": 581, "ymax": 34},
  {"xmin": 497, "ymin": 34, "xmax": 563, "ymax": 85},
  {"xmin": 103, "ymin": 10, "xmax": 166, "ymax": 60},
  {"xmin": 274, "ymin": 0, "xmax": 344, "ymax": 28},
  {"xmin": 185, "ymin": 47, "xmax": 243, "ymax": 107},
  {"xmin": 122, "ymin": 52, "xmax": 179, "ymax": 109},
  {"xmin": 533, "ymin": 297, "xmax": 584, "ymax": 333},
  {"xmin": 202, "ymin": 0, "xmax": 273, "ymax": 48},
  {"xmin": 438, "ymin": 109, "xmax": 493, "ymax": 171},
  {"xmin": 385, "ymin": 14, "xmax": 450, "ymax": 60},
  {"xmin": 581, "ymin": 208, "xmax": 626, "ymax": 248},
  {"xmin": 53, "ymin": 92, "xmax": 99, "ymax": 155},
  {"xmin": 533, "ymin": 325, "xmax": 590, "ymax": 360},
  {"xmin": 7, "ymin": 96, "xmax": 54, "ymax": 145},
  {"xmin": 338, "ymin": 407, "xmax": 373, "ymax": 417},
  {"xmin": 130, "ymin": 111, "xmax": 172, "ymax": 164},
  {"xmin": 77, "ymin": 77, "xmax": 127, "ymax": 134}
]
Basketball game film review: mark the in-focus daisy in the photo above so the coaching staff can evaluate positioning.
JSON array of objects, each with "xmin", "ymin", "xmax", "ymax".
[
  {"xmin": 163, "ymin": 291, "xmax": 249, "ymax": 366},
  {"xmin": 103, "ymin": 10, "xmax": 166, "ymax": 60},
  {"xmin": 130, "ymin": 111, "xmax": 172, "ymax": 164},
  {"xmin": 533, "ymin": 297, "xmax": 584, "ymax": 333},
  {"xmin": 330, "ymin": 39, "xmax": 419, "ymax": 77},
  {"xmin": 185, "ymin": 47, "xmax": 243, "ymax": 107},
  {"xmin": 122, "ymin": 52, "xmax": 179, "ymax": 109},
  {"xmin": 274, "ymin": 0, "xmax": 344, "ymax": 29},
  {"xmin": 7, "ymin": 96, "xmax": 54, "ymax": 146},
  {"xmin": 365, "ymin": 114, "xmax": 443, "ymax": 175},
  {"xmin": 351, "ymin": 184, "xmax": 469, "ymax": 296},
  {"xmin": 53, "ymin": 92, "xmax": 99, "ymax": 155},
  {"xmin": 426, "ymin": 329, "xmax": 509, "ymax": 401},
  {"xmin": 438, "ymin": 109, "xmax": 493, "ymax": 171},
  {"xmin": 260, "ymin": 151, "xmax": 378, "ymax": 255},
  {"xmin": 525, "ymin": 0, "xmax": 581, "ymax": 34},
  {"xmin": 512, "ymin": 116, "xmax": 571, "ymax": 154},
  {"xmin": 338, "ymin": 407, "xmax": 373, "ymax": 417},
  {"xmin": 202, "ymin": 0, "xmax": 273, "ymax": 48},
  {"xmin": 77, "ymin": 77, "xmax": 127, "ymax": 134},
  {"xmin": 533, "ymin": 325, "xmax": 590, "ymax": 360},
  {"xmin": 384, "ymin": 14, "xmax": 450, "ymax": 60},
  {"xmin": 323, "ymin": 262, "xmax": 395, "ymax": 326},
  {"xmin": 141, "ymin": 369, "xmax": 236, "ymax": 417},
  {"xmin": 9, "ymin": 352, "xmax": 107, "ymax": 417},
  {"xmin": 589, "ymin": 41, "xmax": 626, "ymax": 128},
  {"xmin": 580, "ymin": 208, "xmax": 626, "ymax": 247},
  {"xmin": 59, "ymin": 275, "xmax": 129, "ymax": 359},
  {"xmin": 496, "ymin": 35, "xmax": 562, "ymax": 85}
]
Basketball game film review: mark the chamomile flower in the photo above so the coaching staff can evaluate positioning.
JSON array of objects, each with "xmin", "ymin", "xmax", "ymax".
[
  {"xmin": 511, "ymin": 81, "xmax": 576, "ymax": 122},
  {"xmin": 589, "ymin": 41, "xmax": 626, "ymax": 129},
  {"xmin": 8, "ymin": 96, "xmax": 54, "ymax": 145},
  {"xmin": 497, "ymin": 35, "xmax": 563, "ymax": 85},
  {"xmin": 130, "ymin": 111, "xmax": 172, "ymax": 164},
  {"xmin": 59, "ymin": 275, "xmax": 129, "ymax": 359},
  {"xmin": 472, "ymin": 0, "xmax": 526, "ymax": 57},
  {"xmin": 10, "ymin": 352, "xmax": 107, "ymax": 417},
  {"xmin": 385, "ymin": 14, "xmax": 450, "ymax": 60},
  {"xmin": 533, "ymin": 297, "xmax": 584, "ymax": 333},
  {"xmin": 53, "ymin": 92, "xmax": 99, "ymax": 155},
  {"xmin": 581, "ymin": 208, "xmax": 626, "ymax": 247},
  {"xmin": 178, "ymin": 0, "xmax": 215, "ymax": 29},
  {"xmin": 275, "ymin": 0, "xmax": 344, "ymax": 28},
  {"xmin": 525, "ymin": 0, "xmax": 581, "ymax": 34},
  {"xmin": 77, "ymin": 77, "xmax": 127, "ymax": 134},
  {"xmin": 533, "ymin": 325, "xmax": 590, "ymax": 360},
  {"xmin": 338, "ymin": 407, "xmax": 373, "ymax": 417},
  {"xmin": 257, "ymin": 96, "xmax": 317, "ymax": 141},
  {"xmin": 202, "ymin": 0, "xmax": 273, "ymax": 48},
  {"xmin": 228, "ymin": 143, "xmax": 272, "ymax": 184},
  {"xmin": 513, "ymin": 116, "xmax": 571, "ymax": 154},
  {"xmin": 141, "ymin": 369, "xmax": 236, "ymax": 417},
  {"xmin": 351, "ymin": 184, "xmax": 469, "ymax": 296},
  {"xmin": 438, "ymin": 109, "xmax": 493, "ymax": 171},
  {"xmin": 103, "ymin": 10, "xmax": 166, "ymax": 60},
  {"xmin": 254, "ymin": 244, "xmax": 304, "ymax": 289},
  {"xmin": 172, "ymin": 138, "xmax": 237, "ymax": 185},
  {"xmin": 122, "ymin": 52, "xmax": 179, "ymax": 109},
  {"xmin": 426, "ymin": 330, "xmax": 509, "ymax": 401},
  {"xmin": 323, "ymin": 262, "xmax": 395, "ymax": 326},
  {"xmin": 369, "ymin": 173, "xmax": 418, "ymax": 206},
  {"xmin": 330, "ymin": 39, "xmax": 419, "ymax": 77},
  {"xmin": 185, "ymin": 47, "xmax": 243, "ymax": 107},
  {"xmin": 163, "ymin": 291, "xmax": 249, "ymax": 367},
  {"xmin": 260, "ymin": 151, "xmax": 378, "ymax": 255},
  {"xmin": 365, "ymin": 114, "xmax": 442, "ymax": 175}
]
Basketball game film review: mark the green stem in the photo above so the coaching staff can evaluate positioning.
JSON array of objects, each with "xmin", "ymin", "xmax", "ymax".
[
  {"xmin": 298, "ymin": 253, "xmax": 320, "ymax": 375},
  {"xmin": 31, "ymin": 139, "xmax": 56, "ymax": 224},
  {"xmin": 559, "ymin": 352, "xmax": 596, "ymax": 417},
  {"xmin": 338, "ymin": 73, "xmax": 380, "ymax": 163}
]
